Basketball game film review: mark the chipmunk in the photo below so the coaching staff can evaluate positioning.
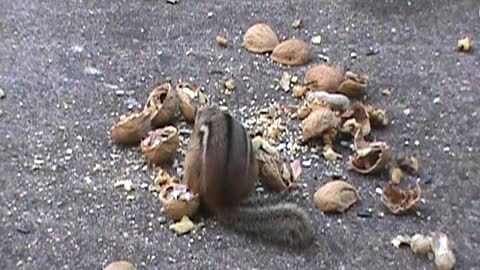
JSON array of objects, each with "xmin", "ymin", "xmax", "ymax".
[{"xmin": 184, "ymin": 105, "xmax": 314, "ymax": 247}]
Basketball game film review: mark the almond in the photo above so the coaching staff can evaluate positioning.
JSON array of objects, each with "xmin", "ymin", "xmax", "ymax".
[
  {"xmin": 271, "ymin": 39, "xmax": 310, "ymax": 66},
  {"xmin": 243, "ymin": 22, "xmax": 279, "ymax": 53}
]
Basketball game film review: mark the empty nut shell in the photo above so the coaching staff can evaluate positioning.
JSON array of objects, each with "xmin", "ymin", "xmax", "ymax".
[
  {"xmin": 341, "ymin": 101, "xmax": 371, "ymax": 136},
  {"xmin": 176, "ymin": 82, "xmax": 209, "ymax": 122},
  {"xmin": 243, "ymin": 22, "xmax": 279, "ymax": 53},
  {"xmin": 337, "ymin": 71, "xmax": 368, "ymax": 97},
  {"xmin": 350, "ymin": 141, "xmax": 391, "ymax": 174},
  {"xmin": 381, "ymin": 183, "xmax": 421, "ymax": 214},
  {"xmin": 144, "ymin": 82, "xmax": 178, "ymax": 128},
  {"xmin": 271, "ymin": 39, "xmax": 310, "ymax": 66},
  {"xmin": 141, "ymin": 126, "xmax": 179, "ymax": 165},
  {"xmin": 111, "ymin": 111, "xmax": 151, "ymax": 145},
  {"xmin": 159, "ymin": 183, "xmax": 200, "ymax": 221},
  {"xmin": 305, "ymin": 64, "xmax": 344, "ymax": 92},
  {"xmin": 313, "ymin": 180, "xmax": 359, "ymax": 213},
  {"xmin": 253, "ymin": 136, "xmax": 295, "ymax": 191}
]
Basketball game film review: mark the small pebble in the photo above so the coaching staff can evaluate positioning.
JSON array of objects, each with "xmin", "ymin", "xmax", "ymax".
[
  {"xmin": 84, "ymin": 66, "xmax": 102, "ymax": 76},
  {"xmin": 357, "ymin": 209, "xmax": 373, "ymax": 218},
  {"xmin": 414, "ymin": 140, "xmax": 420, "ymax": 146},
  {"xmin": 433, "ymin": 97, "xmax": 442, "ymax": 104},
  {"xmin": 375, "ymin": 186, "xmax": 383, "ymax": 195},
  {"xmin": 207, "ymin": 11, "xmax": 214, "ymax": 18},
  {"xmin": 350, "ymin": 51, "xmax": 358, "ymax": 59},
  {"xmin": 292, "ymin": 19, "xmax": 302, "ymax": 29},
  {"xmin": 166, "ymin": 0, "xmax": 178, "ymax": 4},
  {"xmin": 0, "ymin": 88, "xmax": 5, "ymax": 99},
  {"xmin": 115, "ymin": 90, "xmax": 125, "ymax": 96},
  {"xmin": 311, "ymin": 35, "xmax": 322, "ymax": 45}
]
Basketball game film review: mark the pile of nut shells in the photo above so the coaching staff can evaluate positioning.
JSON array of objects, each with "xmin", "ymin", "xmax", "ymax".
[{"xmin": 111, "ymin": 81, "xmax": 209, "ymax": 222}]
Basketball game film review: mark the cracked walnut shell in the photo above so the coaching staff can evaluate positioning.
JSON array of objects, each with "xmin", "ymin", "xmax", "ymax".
[
  {"xmin": 176, "ymin": 82, "xmax": 209, "ymax": 122},
  {"xmin": 144, "ymin": 82, "xmax": 178, "ymax": 128},
  {"xmin": 159, "ymin": 183, "xmax": 200, "ymax": 221},
  {"xmin": 111, "ymin": 111, "xmax": 151, "ymax": 145},
  {"xmin": 141, "ymin": 126, "xmax": 179, "ymax": 165},
  {"xmin": 381, "ymin": 183, "xmax": 421, "ymax": 214}
]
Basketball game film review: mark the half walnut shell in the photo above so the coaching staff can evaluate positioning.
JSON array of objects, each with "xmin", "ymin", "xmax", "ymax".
[
  {"xmin": 111, "ymin": 111, "xmax": 151, "ymax": 145},
  {"xmin": 304, "ymin": 64, "xmax": 344, "ymax": 92},
  {"xmin": 144, "ymin": 82, "xmax": 178, "ymax": 128},
  {"xmin": 350, "ymin": 141, "xmax": 391, "ymax": 174},
  {"xmin": 271, "ymin": 39, "xmax": 310, "ymax": 66},
  {"xmin": 243, "ymin": 22, "xmax": 279, "ymax": 53},
  {"xmin": 159, "ymin": 183, "xmax": 200, "ymax": 221},
  {"xmin": 337, "ymin": 71, "xmax": 368, "ymax": 97},
  {"xmin": 341, "ymin": 101, "xmax": 371, "ymax": 137},
  {"xmin": 313, "ymin": 180, "xmax": 359, "ymax": 213},
  {"xmin": 253, "ymin": 136, "xmax": 297, "ymax": 192},
  {"xmin": 141, "ymin": 126, "xmax": 179, "ymax": 165},
  {"xmin": 176, "ymin": 82, "xmax": 209, "ymax": 122},
  {"xmin": 381, "ymin": 183, "xmax": 421, "ymax": 214}
]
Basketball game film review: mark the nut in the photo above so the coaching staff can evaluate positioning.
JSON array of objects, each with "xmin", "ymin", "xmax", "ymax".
[
  {"xmin": 271, "ymin": 39, "xmax": 310, "ymax": 66},
  {"xmin": 144, "ymin": 82, "xmax": 178, "ymax": 128},
  {"xmin": 243, "ymin": 22, "xmax": 279, "ymax": 53},
  {"xmin": 302, "ymin": 107, "xmax": 340, "ymax": 141},
  {"xmin": 159, "ymin": 183, "xmax": 200, "ymax": 221},
  {"xmin": 141, "ymin": 126, "xmax": 179, "ymax": 165},
  {"xmin": 304, "ymin": 64, "xmax": 344, "ymax": 92},
  {"xmin": 111, "ymin": 111, "xmax": 151, "ymax": 145}
]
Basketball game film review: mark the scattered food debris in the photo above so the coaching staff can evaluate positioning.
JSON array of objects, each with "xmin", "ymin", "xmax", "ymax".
[
  {"xmin": 457, "ymin": 35, "xmax": 473, "ymax": 52},
  {"xmin": 114, "ymin": 180, "xmax": 134, "ymax": 192},
  {"xmin": 216, "ymin": 35, "xmax": 228, "ymax": 47},
  {"xmin": 311, "ymin": 35, "xmax": 322, "ymax": 45},
  {"xmin": 292, "ymin": 19, "xmax": 302, "ymax": 29},
  {"xmin": 169, "ymin": 216, "xmax": 195, "ymax": 235},
  {"xmin": 224, "ymin": 78, "xmax": 236, "ymax": 91}
]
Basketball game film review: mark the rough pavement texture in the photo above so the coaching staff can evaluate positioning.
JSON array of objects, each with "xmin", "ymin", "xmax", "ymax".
[{"xmin": 1, "ymin": 0, "xmax": 479, "ymax": 269}]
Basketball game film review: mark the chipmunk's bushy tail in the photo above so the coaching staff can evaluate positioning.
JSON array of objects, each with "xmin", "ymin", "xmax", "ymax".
[{"xmin": 217, "ymin": 197, "xmax": 315, "ymax": 247}]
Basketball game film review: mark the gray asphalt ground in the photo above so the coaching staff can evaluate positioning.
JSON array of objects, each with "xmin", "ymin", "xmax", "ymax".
[{"xmin": 1, "ymin": 0, "xmax": 479, "ymax": 269}]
